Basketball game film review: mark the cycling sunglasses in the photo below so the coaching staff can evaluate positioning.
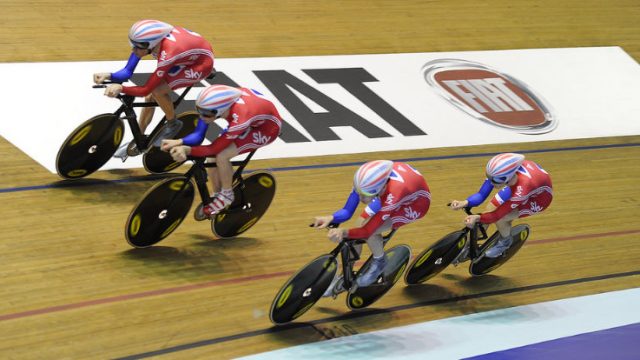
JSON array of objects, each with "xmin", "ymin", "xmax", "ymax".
[
  {"xmin": 490, "ymin": 175, "xmax": 510, "ymax": 185},
  {"xmin": 129, "ymin": 40, "xmax": 150, "ymax": 50},
  {"xmin": 197, "ymin": 107, "xmax": 218, "ymax": 118}
]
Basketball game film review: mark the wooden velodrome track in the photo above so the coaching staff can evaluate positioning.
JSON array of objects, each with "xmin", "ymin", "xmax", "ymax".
[{"xmin": 1, "ymin": 1, "xmax": 639, "ymax": 358}]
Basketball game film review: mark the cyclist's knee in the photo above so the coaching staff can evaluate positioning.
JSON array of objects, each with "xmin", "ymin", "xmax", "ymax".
[
  {"xmin": 152, "ymin": 82, "xmax": 171, "ymax": 96},
  {"xmin": 366, "ymin": 232, "xmax": 384, "ymax": 243},
  {"xmin": 218, "ymin": 144, "xmax": 238, "ymax": 162},
  {"xmin": 495, "ymin": 219, "xmax": 513, "ymax": 237}
]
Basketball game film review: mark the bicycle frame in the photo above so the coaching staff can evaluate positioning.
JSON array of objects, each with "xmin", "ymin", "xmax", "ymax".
[
  {"xmin": 111, "ymin": 85, "xmax": 194, "ymax": 151},
  {"xmin": 328, "ymin": 228, "xmax": 397, "ymax": 291},
  {"xmin": 96, "ymin": 72, "xmax": 213, "ymax": 151},
  {"xmin": 179, "ymin": 150, "xmax": 257, "ymax": 212},
  {"xmin": 461, "ymin": 207, "xmax": 497, "ymax": 261}
]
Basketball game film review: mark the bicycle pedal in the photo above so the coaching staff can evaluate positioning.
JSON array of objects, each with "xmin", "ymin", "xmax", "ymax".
[
  {"xmin": 113, "ymin": 154, "xmax": 128, "ymax": 163},
  {"xmin": 368, "ymin": 280, "xmax": 387, "ymax": 288},
  {"xmin": 126, "ymin": 141, "xmax": 142, "ymax": 157},
  {"xmin": 452, "ymin": 250, "xmax": 469, "ymax": 266},
  {"xmin": 193, "ymin": 203, "xmax": 207, "ymax": 222}
]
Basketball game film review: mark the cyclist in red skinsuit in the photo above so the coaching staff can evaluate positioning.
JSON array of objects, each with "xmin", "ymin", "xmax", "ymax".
[
  {"xmin": 450, "ymin": 153, "xmax": 553, "ymax": 258},
  {"xmin": 163, "ymin": 85, "xmax": 282, "ymax": 218},
  {"xmin": 312, "ymin": 160, "xmax": 431, "ymax": 297},
  {"xmin": 94, "ymin": 20, "xmax": 214, "ymax": 159}
]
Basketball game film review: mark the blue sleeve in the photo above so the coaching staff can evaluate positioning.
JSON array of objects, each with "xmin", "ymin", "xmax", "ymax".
[
  {"xmin": 181, "ymin": 118, "xmax": 209, "ymax": 146},
  {"xmin": 466, "ymin": 179, "xmax": 495, "ymax": 207},
  {"xmin": 496, "ymin": 186, "xmax": 512, "ymax": 202},
  {"xmin": 332, "ymin": 189, "xmax": 360, "ymax": 223},
  {"xmin": 363, "ymin": 197, "xmax": 381, "ymax": 216},
  {"xmin": 110, "ymin": 53, "xmax": 141, "ymax": 83}
]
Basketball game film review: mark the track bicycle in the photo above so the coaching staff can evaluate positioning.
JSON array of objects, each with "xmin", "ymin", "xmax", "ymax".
[
  {"xmin": 124, "ymin": 150, "xmax": 276, "ymax": 248},
  {"xmin": 269, "ymin": 227, "xmax": 411, "ymax": 325},
  {"xmin": 55, "ymin": 75, "xmax": 214, "ymax": 179},
  {"xmin": 404, "ymin": 206, "xmax": 530, "ymax": 285}
]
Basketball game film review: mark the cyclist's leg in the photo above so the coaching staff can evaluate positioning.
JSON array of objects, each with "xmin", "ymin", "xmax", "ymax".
[
  {"xmin": 205, "ymin": 157, "xmax": 222, "ymax": 195},
  {"xmin": 155, "ymin": 59, "xmax": 212, "ymax": 143},
  {"xmin": 491, "ymin": 191, "xmax": 553, "ymax": 254},
  {"xmin": 152, "ymin": 82, "xmax": 176, "ymax": 123},
  {"xmin": 141, "ymin": 79, "xmax": 177, "ymax": 134},
  {"xmin": 202, "ymin": 145, "xmax": 238, "ymax": 216},
  {"xmin": 366, "ymin": 218, "xmax": 393, "ymax": 258},
  {"xmin": 139, "ymin": 93, "xmax": 157, "ymax": 134},
  {"xmin": 357, "ymin": 218, "xmax": 393, "ymax": 287},
  {"xmin": 148, "ymin": 82, "xmax": 185, "ymax": 147},
  {"xmin": 495, "ymin": 209, "xmax": 519, "ymax": 237},
  {"xmin": 216, "ymin": 143, "xmax": 238, "ymax": 192},
  {"xmin": 159, "ymin": 59, "xmax": 212, "ymax": 130},
  {"xmin": 485, "ymin": 209, "xmax": 519, "ymax": 258},
  {"xmin": 206, "ymin": 121, "xmax": 278, "ymax": 213}
]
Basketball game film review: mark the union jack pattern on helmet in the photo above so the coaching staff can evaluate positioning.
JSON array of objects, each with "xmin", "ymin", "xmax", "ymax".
[
  {"xmin": 485, "ymin": 153, "xmax": 525, "ymax": 184},
  {"xmin": 196, "ymin": 85, "xmax": 243, "ymax": 116},
  {"xmin": 128, "ymin": 20, "xmax": 174, "ymax": 49},
  {"xmin": 354, "ymin": 160, "xmax": 394, "ymax": 196}
]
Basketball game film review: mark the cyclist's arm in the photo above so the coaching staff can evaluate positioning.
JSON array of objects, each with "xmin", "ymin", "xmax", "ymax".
[
  {"xmin": 121, "ymin": 64, "xmax": 166, "ymax": 97},
  {"xmin": 189, "ymin": 125, "xmax": 236, "ymax": 157},
  {"xmin": 466, "ymin": 179, "xmax": 494, "ymax": 207},
  {"xmin": 346, "ymin": 211, "xmax": 386, "ymax": 239},
  {"xmin": 479, "ymin": 187, "xmax": 514, "ymax": 223},
  {"xmin": 331, "ymin": 190, "xmax": 360, "ymax": 223},
  {"xmin": 110, "ymin": 53, "xmax": 141, "ymax": 83},
  {"xmin": 358, "ymin": 197, "xmax": 381, "ymax": 222},
  {"xmin": 490, "ymin": 186, "xmax": 513, "ymax": 206},
  {"xmin": 480, "ymin": 204, "xmax": 513, "ymax": 224},
  {"xmin": 181, "ymin": 118, "xmax": 208, "ymax": 146},
  {"xmin": 189, "ymin": 136, "xmax": 232, "ymax": 157}
]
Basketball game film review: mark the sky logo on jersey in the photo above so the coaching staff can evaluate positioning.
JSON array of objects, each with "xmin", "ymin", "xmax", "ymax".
[
  {"xmin": 403, "ymin": 206, "xmax": 421, "ymax": 220},
  {"xmin": 423, "ymin": 59, "xmax": 557, "ymax": 134},
  {"xmin": 252, "ymin": 131, "xmax": 271, "ymax": 145},
  {"xmin": 185, "ymin": 68, "xmax": 202, "ymax": 79}
]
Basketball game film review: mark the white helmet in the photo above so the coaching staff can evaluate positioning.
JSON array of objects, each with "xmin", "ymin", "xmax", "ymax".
[
  {"xmin": 195, "ymin": 85, "xmax": 243, "ymax": 117},
  {"xmin": 128, "ymin": 20, "xmax": 174, "ymax": 50},
  {"xmin": 353, "ymin": 160, "xmax": 394, "ymax": 196},
  {"xmin": 486, "ymin": 153, "xmax": 525, "ymax": 184}
]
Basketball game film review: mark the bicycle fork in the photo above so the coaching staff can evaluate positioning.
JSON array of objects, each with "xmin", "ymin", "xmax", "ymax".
[{"xmin": 340, "ymin": 242, "xmax": 362, "ymax": 295}]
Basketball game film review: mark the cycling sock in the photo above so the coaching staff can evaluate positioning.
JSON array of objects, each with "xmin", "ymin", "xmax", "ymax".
[{"xmin": 221, "ymin": 188, "xmax": 234, "ymax": 199}]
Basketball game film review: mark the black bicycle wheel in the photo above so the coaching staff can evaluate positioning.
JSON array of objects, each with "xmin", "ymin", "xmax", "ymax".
[
  {"xmin": 269, "ymin": 254, "xmax": 338, "ymax": 325},
  {"xmin": 347, "ymin": 244, "xmax": 411, "ymax": 310},
  {"xmin": 125, "ymin": 176, "xmax": 195, "ymax": 248},
  {"xmin": 469, "ymin": 224, "xmax": 531, "ymax": 276},
  {"xmin": 404, "ymin": 230, "xmax": 467, "ymax": 285},
  {"xmin": 143, "ymin": 112, "xmax": 200, "ymax": 174},
  {"xmin": 56, "ymin": 113, "xmax": 124, "ymax": 179},
  {"xmin": 211, "ymin": 171, "xmax": 276, "ymax": 239}
]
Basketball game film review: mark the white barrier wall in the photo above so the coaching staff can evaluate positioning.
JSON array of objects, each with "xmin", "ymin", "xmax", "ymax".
[{"xmin": 0, "ymin": 46, "xmax": 638, "ymax": 173}]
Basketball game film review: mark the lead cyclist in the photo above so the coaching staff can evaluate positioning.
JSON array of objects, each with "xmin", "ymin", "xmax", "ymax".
[{"xmin": 93, "ymin": 19, "xmax": 215, "ymax": 160}]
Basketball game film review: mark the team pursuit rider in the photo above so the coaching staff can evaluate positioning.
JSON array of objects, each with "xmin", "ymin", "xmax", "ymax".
[
  {"xmin": 162, "ymin": 85, "xmax": 283, "ymax": 217},
  {"xmin": 93, "ymin": 19, "xmax": 215, "ymax": 160},
  {"xmin": 312, "ymin": 160, "xmax": 431, "ymax": 297},
  {"xmin": 450, "ymin": 153, "xmax": 553, "ymax": 258}
]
